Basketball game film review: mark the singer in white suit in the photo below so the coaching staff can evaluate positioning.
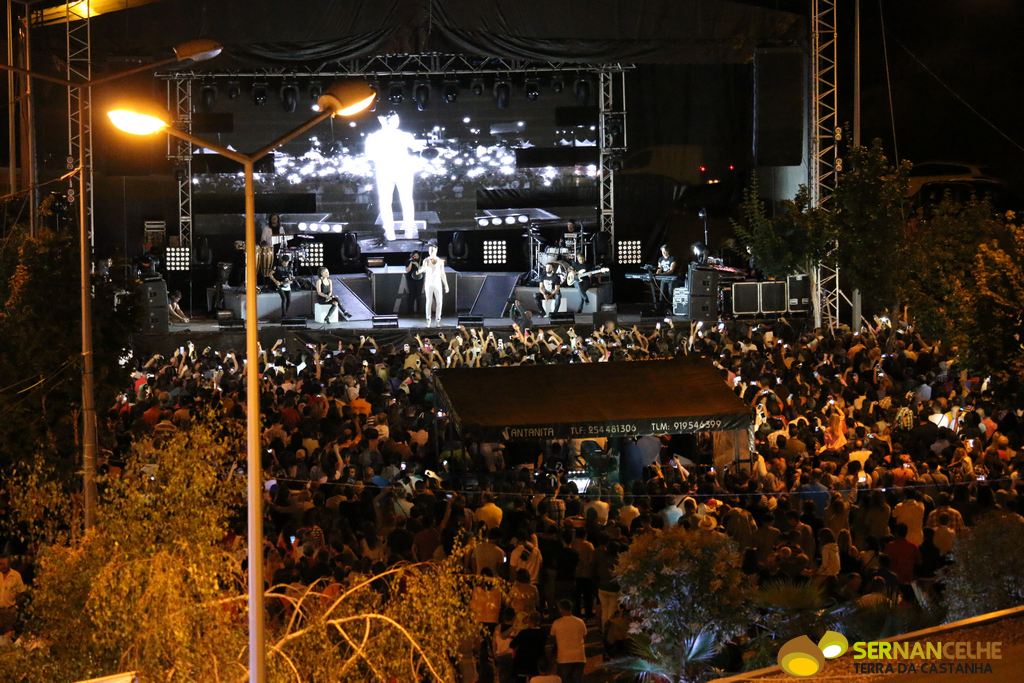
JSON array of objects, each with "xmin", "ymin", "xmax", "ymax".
[{"xmin": 418, "ymin": 242, "xmax": 449, "ymax": 326}]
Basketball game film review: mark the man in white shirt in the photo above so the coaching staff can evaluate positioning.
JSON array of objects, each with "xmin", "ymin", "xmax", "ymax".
[
  {"xmin": 550, "ymin": 599, "xmax": 587, "ymax": 683},
  {"xmin": 475, "ymin": 494, "xmax": 503, "ymax": 530}
]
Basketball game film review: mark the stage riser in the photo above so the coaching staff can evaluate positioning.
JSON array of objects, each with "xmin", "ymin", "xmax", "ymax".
[{"xmin": 512, "ymin": 283, "xmax": 612, "ymax": 314}]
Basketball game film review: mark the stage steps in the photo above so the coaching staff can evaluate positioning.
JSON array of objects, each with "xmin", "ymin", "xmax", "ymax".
[{"xmin": 470, "ymin": 273, "xmax": 520, "ymax": 318}]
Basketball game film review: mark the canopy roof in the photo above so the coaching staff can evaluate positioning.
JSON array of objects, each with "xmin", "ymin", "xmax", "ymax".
[
  {"xmin": 435, "ymin": 359, "xmax": 751, "ymax": 441},
  {"xmin": 38, "ymin": 0, "xmax": 802, "ymax": 67}
]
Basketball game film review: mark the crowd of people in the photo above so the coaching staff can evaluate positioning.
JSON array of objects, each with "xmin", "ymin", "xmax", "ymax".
[{"xmin": 5, "ymin": 316, "xmax": 1024, "ymax": 681}]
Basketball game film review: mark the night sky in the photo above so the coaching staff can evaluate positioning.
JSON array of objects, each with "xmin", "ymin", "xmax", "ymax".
[{"xmin": 847, "ymin": 0, "xmax": 1024, "ymax": 184}]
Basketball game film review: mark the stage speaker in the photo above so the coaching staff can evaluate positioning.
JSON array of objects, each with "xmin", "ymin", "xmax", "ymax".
[
  {"xmin": 141, "ymin": 278, "xmax": 168, "ymax": 307},
  {"xmin": 732, "ymin": 282, "xmax": 760, "ymax": 315},
  {"xmin": 549, "ymin": 312, "xmax": 575, "ymax": 325},
  {"xmin": 458, "ymin": 315, "xmax": 484, "ymax": 327},
  {"xmin": 688, "ymin": 265, "xmax": 718, "ymax": 296},
  {"xmin": 786, "ymin": 274, "xmax": 811, "ymax": 313},
  {"xmin": 672, "ymin": 287, "xmax": 689, "ymax": 317},
  {"xmin": 760, "ymin": 281, "xmax": 788, "ymax": 314},
  {"xmin": 683, "ymin": 295, "xmax": 716, "ymax": 321},
  {"xmin": 340, "ymin": 232, "xmax": 362, "ymax": 268},
  {"xmin": 372, "ymin": 315, "xmax": 399, "ymax": 329},
  {"xmin": 754, "ymin": 49, "xmax": 805, "ymax": 167},
  {"xmin": 142, "ymin": 307, "xmax": 169, "ymax": 334}
]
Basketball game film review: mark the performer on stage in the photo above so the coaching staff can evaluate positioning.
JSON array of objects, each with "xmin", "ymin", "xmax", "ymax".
[
  {"xmin": 395, "ymin": 251, "xmax": 424, "ymax": 314},
  {"xmin": 565, "ymin": 256, "xmax": 592, "ymax": 313},
  {"xmin": 168, "ymin": 290, "xmax": 189, "ymax": 324},
  {"xmin": 655, "ymin": 244, "xmax": 678, "ymax": 307},
  {"xmin": 269, "ymin": 253, "xmax": 295, "ymax": 316},
  {"xmin": 316, "ymin": 268, "xmax": 351, "ymax": 322},
  {"xmin": 535, "ymin": 262, "xmax": 562, "ymax": 315},
  {"xmin": 365, "ymin": 111, "xmax": 424, "ymax": 241},
  {"xmin": 417, "ymin": 242, "xmax": 448, "ymax": 326}
]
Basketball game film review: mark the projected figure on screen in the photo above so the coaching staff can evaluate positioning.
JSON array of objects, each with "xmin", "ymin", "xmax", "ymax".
[
  {"xmin": 417, "ymin": 241, "xmax": 449, "ymax": 326},
  {"xmin": 365, "ymin": 111, "xmax": 422, "ymax": 241}
]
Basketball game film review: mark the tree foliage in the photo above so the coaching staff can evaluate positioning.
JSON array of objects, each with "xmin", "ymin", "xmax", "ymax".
[
  {"xmin": 939, "ymin": 511, "xmax": 1024, "ymax": 622},
  {"xmin": 2, "ymin": 420, "xmax": 484, "ymax": 682},
  {"xmin": 0, "ymin": 226, "xmax": 133, "ymax": 472},
  {"xmin": 731, "ymin": 179, "xmax": 833, "ymax": 279},
  {"xmin": 612, "ymin": 528, "xmax": 751, "ymax": 682}
]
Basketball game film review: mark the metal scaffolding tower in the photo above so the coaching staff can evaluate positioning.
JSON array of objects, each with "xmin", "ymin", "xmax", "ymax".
[
  {"xmin": 167, "ymin": 78, "xmax": 193, "ymax": 250},
  {"xmin": 598, "ymin": 69, "xmax": 627, "ymax": 257},
  {"xmin": 810, "ymin": 0, "xmax": 841, "ymax": 327},
  {"xmin": 65, "ymin": 0, "xmax": 93, "ymax": 246}
]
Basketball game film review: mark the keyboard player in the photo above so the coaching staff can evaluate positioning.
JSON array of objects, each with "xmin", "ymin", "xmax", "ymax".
[{"xmin": 655, "ymin": 244, "xmax": 679, "ymax": 310}]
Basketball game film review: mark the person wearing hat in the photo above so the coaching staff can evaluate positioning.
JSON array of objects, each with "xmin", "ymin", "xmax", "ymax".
[{"xmin": 269, "ymin": 252, "xmax": 295, "ymax": 316}]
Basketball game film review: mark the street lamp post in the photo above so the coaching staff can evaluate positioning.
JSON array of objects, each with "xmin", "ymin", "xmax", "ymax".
[
  {"xmin": 108, "ymin": 82, "xmax": 375, "ymax": 682},
  {"xmin": 0, "ymin": 39, "xmax": 223, "ymax": 528}
]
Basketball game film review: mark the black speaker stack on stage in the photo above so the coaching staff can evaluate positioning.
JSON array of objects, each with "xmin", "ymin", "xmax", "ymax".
[{"xmin": 139, "ymin": 279, "xmax": 169, "ymax": 334}]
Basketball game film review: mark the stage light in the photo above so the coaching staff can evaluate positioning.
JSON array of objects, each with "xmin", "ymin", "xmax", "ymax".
[
  {"xmin": 442, "ymin": 80, "xmax": 458, "ymax": 104},
  {"xmin": 692, "ymin": 241, "xmax": 708, "ymax": 264},
  {"xmin": 414, "ymin": 81, "xmax": 430, "ymax": 111},
  {"xmin": 490, "ymin": 217, "xmax": 502, "ymax": 226},
  {"xmin": 504, "ymin": 216, "xmax": 516, "ymax": 225},
  {"xmin": 574, "ymin": 77, "xmax": 590, "ymax": 104},
  {"xmin": 280, "ymin": 84, "xmax": 298, "ymax": 113},
  {"xmin": 304, "ymin": 241, "xmax": 324, "ymax": 267},
  {"xmin": 331, "ymin": 224, "xmax": 343, "ymax": 233},
  {"xmin": 227, "ymin": 81, "xmax": 240, "ymax": 100},
  {"xmin": 388, "ymin": 82, "xmax": 404, "ymax": 105},
  {"xmin": 200, "ymin": 83, "xmax": 216, "ymax": 111},
  {"xmin": 462, "ymin": 116, "xmax": 471, "ymax": 124},
  {"xmin": 617, "ymin": 239, "xmax": 642, "ymax": 265},
  {"xmin": 517, "ymin": 215, "xmax": 529, "ymax": 223},
  {"xmin": 165, "ymin": 246, "xmax": 190, "ymax": 271},
  {"xmin": 252, "ymin": 82, "xmax": 268, "ymax": 107},
  {"xmin": 298, "ymin": 222, "xmax": 307, "ymax": 231},
  {"xmin": 551, "ymin": 76, "xmax": 564, "ymax": 93},
  {"xmin": 476, "ymin": 217, "xmax": 489, "ymax": 227},
  {"xmin": 482, "ymin": 239, "xmax": 507, "ymax": 265},
  {"xmin": 471, "ymin": 79, "xmax": 484, "ymax": 96},
  {"xmin": 320, "ymin": 223, "xmax": 331, "ymax": 233},
  {"xmin": 728, "ymin": 164, "xmax": 736, "ymax": 171},
  {"xmin": 525, "ymin": 79, "xmax": 540, "ymax": 101},
  {"xmin": 309, "ymin": 81, "xmax": 323, "ymax": 101},
  {"xmin": 494, "ymin": 80, "xmax": 510, "ymax": 109},
  {"xmin": 699, "ymin": 164, "xmax": 707, "ymax": 173}
]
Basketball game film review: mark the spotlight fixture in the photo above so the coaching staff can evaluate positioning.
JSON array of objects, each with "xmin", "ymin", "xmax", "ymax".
[
  {"xmin": 617, "ymin": 239, "xmax": 642, "ymax": 265},
  {"xmin": 331, "ymin": 224, "xmax": 343, "ymax": 233},
  {"xmin": 525, "ymin": 79, "xmax": 540, "ymax": 101},
  {"xmin": 517, "ymin": 214, "xmax": 529, "ymax": 223},
  {"xmin": 550, "ymin": 76, "xmax": 564, "ymax": 93},
  {"xmin": 227, "ymin": 80, "xmax": 240, "ymax": 100},
  {"xmin": 297, "ymin": 222, "xmax": 308, "ymax": 231},
  {"xmin": 574, "ymin": 76, "xmax": 590, "ymax": 104},
  {"xmin": 252, "ymin": 82, "xmax": 268, "ymax": 107},
  {"xmin": 476, "ymin": 217, "xmax": 489, "ymax": 227},
  {"xmin": 165, "ymin": 246, "xmax": 191, "ymax": 272},
  {"xmin": 200, "ymin": 82, "xmax": 216, "ymax": 111},
  {"xmin": 490, "ymin": 217, "xmax": 502, "ymax": 226},
  {"xmin": 482, "ymin": 239, "xmax": 507, "ymax": 266},
  {"xmin": 308, "ymin": 81, "xmax": 323, "ymax": 102},
  {"xmin": 504, "ymin": 216, "xmax": 516, "ymax": 225},
  {"xmin": 413, "ymin": 81, "xmax": 430, "ymax": 112},
  {"xmin": 470, "ymin": 78, "xmax": 484, "ymax": 96},
  {"xmin": 442, "ymin": 80, "xmax": 459, "ymax": 104},
  {"xmin": 494, "ymin": 80, "xmax": 510, "ymax": 109},
  {"xmin": 388, "ymin": 82, "xmax": 404, "ymax": 105},
  {"xmin": 280, "ymin": 83, "xmax": 298, "ymax": 113},
  {"xmin": 691, "ymin": 241, "xmax": 708, "ymax": 264},
  {"xmin": 304, "ymin": 241, "xmax": 324, "ymax": 268}
]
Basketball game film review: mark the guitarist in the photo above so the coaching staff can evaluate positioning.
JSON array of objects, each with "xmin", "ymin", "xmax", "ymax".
[
  {"xmin": 270, "ymin": 252, "xmax": 295, "ymax": 316},
  {"xmin": 534, "ymin": 262, "xmax": 562, "ymax": 315},
  {"xmin": 564, "ymin": 256, "xmax": 593, "ymax": 313}
]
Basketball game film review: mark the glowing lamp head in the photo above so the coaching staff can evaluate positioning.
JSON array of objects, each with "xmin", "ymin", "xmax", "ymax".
[
  {"xmin": 107, "ymin": 108, "xmax": 169, "ymax": 136},
  {"xmin": 317, "ymin": 81, "xmax": 376, "ymax": 118},
  {"xmin": 817, "ymin": 631, "xmax": 849, "ymax": 659},
  {"xmin": 172, "ymin": 39, "xmax": 223, "ymax": 63}
]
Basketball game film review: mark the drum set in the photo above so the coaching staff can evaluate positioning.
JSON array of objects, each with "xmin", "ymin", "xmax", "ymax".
[{"xmin": 525, "ymin": 224, "xmax": 591, "ymax": 285}]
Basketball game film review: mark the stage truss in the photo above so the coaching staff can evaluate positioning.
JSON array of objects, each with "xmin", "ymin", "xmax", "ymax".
[
  {"xmin": 810, "ymin": 0, "xmax": 842, "ymax": 328},
  {"xmin": 160, "ymin": 54, "xmax": 631, "ymax": 253}
]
